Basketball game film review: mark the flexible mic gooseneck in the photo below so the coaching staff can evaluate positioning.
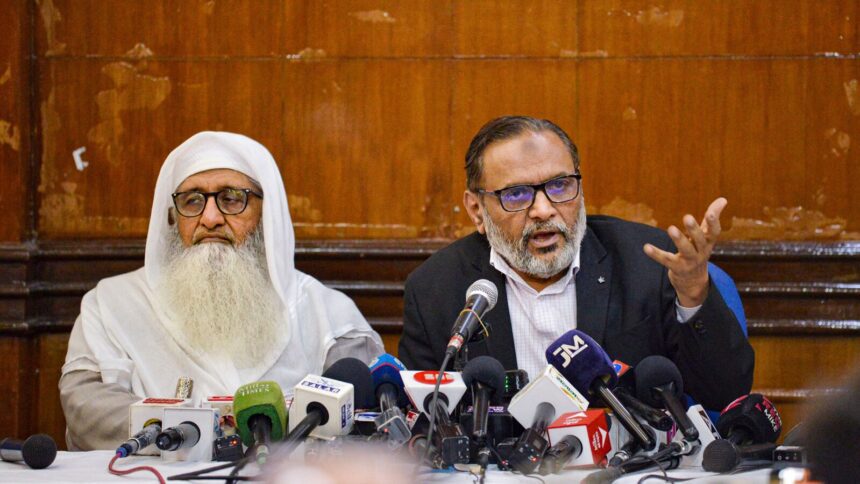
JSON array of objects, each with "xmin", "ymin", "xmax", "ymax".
[
  {"xmin": 634, "ymin": 355, "xmax": 699, "ymax": 442},
  {"xmin": 462, "ymin": 356, "xmax": 506, "ymax": 474}
]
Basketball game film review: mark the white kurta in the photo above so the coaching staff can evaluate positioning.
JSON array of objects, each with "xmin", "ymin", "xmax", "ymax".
[
  {"xmin": 63, "ymin": 267, "xmax": 379, "ymax": 400},
  {"xmin": 60, "ymin": 131, "xmax": 384, "ymax": 449}
]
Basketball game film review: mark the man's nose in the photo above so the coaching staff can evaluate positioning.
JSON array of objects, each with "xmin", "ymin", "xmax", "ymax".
[
  {"xmin": 528, "ymin": 189, "xmax": 557, "ymax": 221},
  {"xmin": 199, "ymin": 196, "xmax": 225, "ymax": 228}
]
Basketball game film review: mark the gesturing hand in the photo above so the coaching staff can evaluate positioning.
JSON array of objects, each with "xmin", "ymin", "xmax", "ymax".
[{"xmin": 643, "ymin": 197, "xmax": 727, "ymax": 307}]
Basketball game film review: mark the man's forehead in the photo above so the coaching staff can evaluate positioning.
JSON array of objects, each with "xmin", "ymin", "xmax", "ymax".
[
  {"xmin": 481, "ymin": 131, "xmax": 575, "ymax": 187},
  {"xmin": 176, "ymin": 168, "xmax": 253, "ymax": 191}
]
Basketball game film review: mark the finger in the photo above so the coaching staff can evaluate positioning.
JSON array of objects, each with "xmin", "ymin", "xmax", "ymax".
[
  {"xmin": 702, "ymin": 197, "xmax": 727, "ymax": 238},
  {"xmin": 643, "ymin": 243, "xmax": 679, "ymax": 268},
  {"xmin": 683, "ymin": 214, "xmax": 708, "ymax": 254},
  {"xmin": 667, "ymin": 225, "xmax": 698, "ymax": 259}
]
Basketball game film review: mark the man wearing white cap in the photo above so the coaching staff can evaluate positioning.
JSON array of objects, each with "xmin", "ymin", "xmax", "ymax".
[{"xmin": 59, "ymin": 132, "xmax": 384, "ymax": 450}]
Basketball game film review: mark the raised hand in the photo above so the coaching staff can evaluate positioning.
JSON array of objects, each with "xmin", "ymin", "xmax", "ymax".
[{"xmin": 643, "ymin": 197, "xmax": 727, "ymax": 307}]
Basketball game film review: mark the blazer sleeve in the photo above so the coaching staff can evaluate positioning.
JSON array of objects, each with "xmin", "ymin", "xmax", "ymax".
[{"xmin": 665, "ymin": 280, "xmax": 755, "ymax": 411}]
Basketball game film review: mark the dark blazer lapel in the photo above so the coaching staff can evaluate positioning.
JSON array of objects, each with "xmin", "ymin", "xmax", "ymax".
[
  {"xmin": 471, "ymin": 239, "xmax": 518, "ymax": 370},
  {"xmin": 576, "ymin": 227, "xmax": 612, "ymax": 346}
]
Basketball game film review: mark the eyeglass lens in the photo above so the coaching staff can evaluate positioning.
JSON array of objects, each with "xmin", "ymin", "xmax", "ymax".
[
  {"xmin": 499, "ymin": 176, "xmax": 579, "ymax": 211},
  {"xmin": 175, "ymin": 189, "xmax": 249, "ymax": 216}
]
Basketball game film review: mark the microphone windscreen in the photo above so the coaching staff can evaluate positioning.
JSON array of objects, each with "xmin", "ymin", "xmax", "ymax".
[
  {"xmin": 461, "ymin": 356, "xmax": 506, "ymax": 403},
  {"xmin": 234, "ymin": 381, "xmax": 288, "ymax": 446},
  {"xmin": 467, "ymin": 279, "xmax": 499, "ymax": 311},
  {"xmin": 634, "ymin": 355, "xmax": 684, "ymax": 408},
  {"xmin": 717, "ymin": 393, "xmax": 782, "ymax": 443},
  {"xmin": 22, "ymin": 434, "xmax": 57, "ymax": 469},
  {"xmin": 701, "ymin": 439, "xmax": 742, "ymax": 473},
  {"xmin": 324, "ymin": 357, "xmax": 374, "ymax": 409},
  {"xmin": 369, "ymin": 353, "xmax": 409, "ymax": 407},
  {"xmin": 545, "ymin": 330, "xmax": 617, "ymax": 403}
]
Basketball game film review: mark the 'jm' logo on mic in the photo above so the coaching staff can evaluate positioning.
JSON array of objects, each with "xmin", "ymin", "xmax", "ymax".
[{"xmin": 552, "ymin": 335, "xmax": 589, "ymax": 368}]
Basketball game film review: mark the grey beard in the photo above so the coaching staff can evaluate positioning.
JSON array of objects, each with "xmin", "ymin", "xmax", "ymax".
[
  {"xmin": 484, "ymin": 202, "xmax": 587, "ymax": 280},
  {"xmin": 157, "ymin": 226, "xmax": 283, "ymax": 368}
]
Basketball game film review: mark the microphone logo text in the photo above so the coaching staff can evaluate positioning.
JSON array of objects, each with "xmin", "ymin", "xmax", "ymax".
[{"xmin": 552, "ymin": 335, "xmax": 589, "ymax": 368}]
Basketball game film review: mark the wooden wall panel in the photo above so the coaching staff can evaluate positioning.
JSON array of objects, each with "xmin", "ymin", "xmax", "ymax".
[
  {"xmin": 36, "ymin": 0, "xmax": 454, "ymax": 59},
  {"xmin": 580, "ymin": 1, "xmax": 860, "ymax": 57},
  {"xmin": 576, "ymin": 58, "xmax": 860, "ymax": 237},
  {"xmin": 0, "ymin": 337, "xmax": 32, "ymax": 439},
  {"xmin": 750, "ymin": 336, "xmax": 860, "ymax": 392},
  {"xmin": 454, "ymin": 1, "xmax": 578, "ymax": 57},
  {"xmin": 0, "ymin": 0, "xmax": 28, "ymax": 242},
  {"xmin": 37, "ymin": 59, "xmax": 454, "ymax": 239},
  {"xmin": 35, "ymin": 333, "xmax": 70, "ymax": 449}
]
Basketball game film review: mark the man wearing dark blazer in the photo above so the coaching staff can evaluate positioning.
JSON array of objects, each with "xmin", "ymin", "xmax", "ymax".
[{"xmin": 398, "ymin": 116, "xmax": 754, "ymax": 411}]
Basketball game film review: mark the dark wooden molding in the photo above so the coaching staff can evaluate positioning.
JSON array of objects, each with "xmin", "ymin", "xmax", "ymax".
[
  {"xmin": 748, "ymin": 319, "xmax": 860, "ymax": 336},
  {"xmin": 2, "ymin": 238, "xmax": 860, "ymax": 262},
  {"xmin": 752, "ymin": 387, "xmax": 846, "ymax": 403}
]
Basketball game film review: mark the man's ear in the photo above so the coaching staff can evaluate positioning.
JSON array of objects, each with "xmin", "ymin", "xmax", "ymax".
[
  {"xmin": 463, "ymin": 190, "xmax": 486, "ymax": 235},
  {"xmin": 167, "ymin": 207, "xmax": 176, "ymax": 226}
]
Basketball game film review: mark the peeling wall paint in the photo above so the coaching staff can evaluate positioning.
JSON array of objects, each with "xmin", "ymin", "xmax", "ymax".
[
  {"xmin": 580, "ymin": 50, "xmax": 609, "ymax": 58},
  {"xmin": 622, "ymin": 106, "xmax": 638, "ymax": 121},
  {"xmin": 37, "ymin": 0, "xmax": 66, "ymax": 55},
  {"xmin": 844, "ymin": 79, "xmax": 860, "ymax": 116},
  {"xmin": 635, "ymin": 6, "xmax": 684, "ymax": 27},
  {"xmin": 125, "ymin": 43, "xmax": 154, "ymax": 59},
  {"xmin": 0, "ymin": 64, "xmax": 10, "ymax": 86},
  {"xmin": 349, "ymin": 10, "xmax": 396, "ymax": 24},
  {"xmin": 295, "ymin": 47, "xmax": 327, "ymax": 59},
  {"xmin": 200, "ymin": 0, "xmax": 215, "ymax": 15},
  {"xmin": 724, "ymin": 206, "xmax": 860, "ymax": 240},
  {"xmin": 287, "ymin": 195, "xmax": 323, "ymax": 222},
  {"xmin": 0, "ymin": 121, "xmax": 20, "ymax": 151},
  {"xmin": 593, "ymin": 197, "xmax": 658, "ymax": 226},
  {"xmin": 824, "ymin": 128, "xmax": 851, "ymax": 158},
  {"xmin": 87, "ymin": 62, "xmax": 172, "ymax": 165}
]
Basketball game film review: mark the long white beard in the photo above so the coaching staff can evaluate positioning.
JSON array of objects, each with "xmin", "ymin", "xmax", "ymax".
[
  {"xmin": 484, "ymin": 201, "xmax": 587, "ymax": 280},
  {"xmin": 157, "ymin": 227, "xmax": 282, "ymax": 369}
]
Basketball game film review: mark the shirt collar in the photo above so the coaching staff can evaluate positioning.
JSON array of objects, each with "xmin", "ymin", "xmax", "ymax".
[{"xmin": 489, "ymin": 244, "xmax": 580, "ymax": 296}]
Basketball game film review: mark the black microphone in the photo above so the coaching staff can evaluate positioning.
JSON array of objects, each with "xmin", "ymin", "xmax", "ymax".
[
  {"xmin": 702, "ymin": 393, "xmax": 784, "ymax": 473},
  {"xmin": 634, "ymin": 355, "xmax": 699, "ymax": 442},
  {"xmin": 508, "ymin": 401, "xmax": 556, "ymax": 474},
  {"xmin": 539, "ymin": 435, "xmax": 583, "ymax": 475},
  {"xmin": 461, "ymin": 356, "xmax": 506, "ymax": 473},
  {"xmin": 703, "ymin": 440, "xmax": 777, "ymax": 472},
  {"xmin": 155, "ymin": 421, "xmax": 200, "ymax": 451},
  {"xmin": 0, "ymin": 434, "xmax": 57, "ymax": 469},
  {"xmin": 717, "ymin": 393, "xmax": 782, "ymax": 446},
  {"xmin": 613, "ymin": 387, "xmax": 674, "ymax": 432},
  {"xmin": 445, "ymin": 280, "xmax": 498, "ymax": 358},
  {"xmin": 546, "ymin": 330, "xmax": 655, "ymax": 450}
]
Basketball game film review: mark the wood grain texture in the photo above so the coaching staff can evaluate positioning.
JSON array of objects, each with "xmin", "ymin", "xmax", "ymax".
[
  {"xmin": 576, "ymin": 58, "xmax": 860, "ymax": 237},
  {"xmin": 0, "ymin": 0, "xmax": 29, "ymax": 242},
  {"xmin": 36, "ymin": 59, "xmax": 454, "ymax": 238},
  {"xmin": 580, "ymin": 0, "xmax": 860, "ymax": 57},
  {"xmin": 453, "ymin": 0, "xmax": 578, "ymax": 57},
  {"xmin": 35, "ymin": 0, "xmax": 456, "ymax": 59}
]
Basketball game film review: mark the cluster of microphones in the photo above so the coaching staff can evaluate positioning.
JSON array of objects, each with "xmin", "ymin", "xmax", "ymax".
[{"xmin": 1, "ymin": 279, "xmax": 801, "ymax": 481}]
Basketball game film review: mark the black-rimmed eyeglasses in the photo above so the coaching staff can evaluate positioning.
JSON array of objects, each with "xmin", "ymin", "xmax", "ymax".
[
  {"xmin": 171, "ymin": 188, "xmax": 263, "ymax": 217},
  {"xmin": 477, "ymin": 173, "xmax": 582, "ymax": 212}
]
